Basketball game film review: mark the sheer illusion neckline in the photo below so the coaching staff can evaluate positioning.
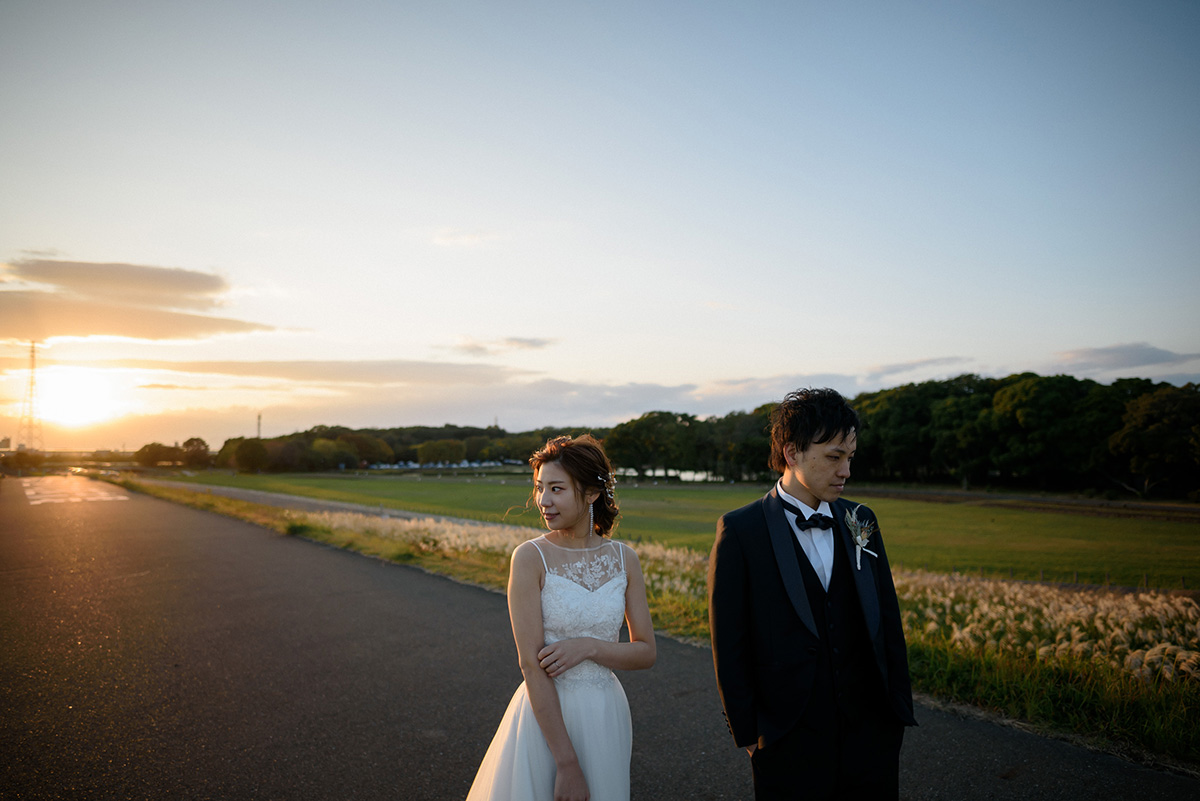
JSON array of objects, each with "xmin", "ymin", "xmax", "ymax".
[
  {"xmin": 539, "ymin": 536, "xmax": 611, "ymax": 552},
  {"xmin": 544, "ymin": 572, "xmax": 625, "ymax": 594},
  {"xmin": 531, "ymin": 536, "xmax": 627, "ymax": 593}
]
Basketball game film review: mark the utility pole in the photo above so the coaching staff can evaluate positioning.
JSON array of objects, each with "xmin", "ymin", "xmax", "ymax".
[
  {"xmin": 16, "ymin": 342, "xmax": 44, "ymax": 452},
  {"xmin": 257, "ymin": 413, "xmax": 262, "ymax": 439}
]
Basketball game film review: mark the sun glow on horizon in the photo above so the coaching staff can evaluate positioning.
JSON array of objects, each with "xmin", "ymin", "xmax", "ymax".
[{"xmin": 37, "ymin": 367, "xmax": 134, "ymax": 428}]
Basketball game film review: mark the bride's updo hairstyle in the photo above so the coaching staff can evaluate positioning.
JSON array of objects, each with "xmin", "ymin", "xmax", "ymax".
[{"xmin": 529, "ymin": 434, "xmax": 620, "ymax": 537}]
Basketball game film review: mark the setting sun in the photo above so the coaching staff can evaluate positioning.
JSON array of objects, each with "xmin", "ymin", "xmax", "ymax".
[{"xmin": 37, "ymin": 367, "xmax": 131, "ymax": 428}]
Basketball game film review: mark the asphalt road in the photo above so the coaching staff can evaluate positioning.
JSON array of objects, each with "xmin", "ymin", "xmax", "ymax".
[{"xmin": 2, "ymin": 475, "xmax": 1197, "ymax": 800}]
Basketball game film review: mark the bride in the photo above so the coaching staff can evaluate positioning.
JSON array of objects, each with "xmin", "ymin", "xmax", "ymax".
[{"xmin": 466, "ymin": 435, "xmax": 656, "ymax": 801}]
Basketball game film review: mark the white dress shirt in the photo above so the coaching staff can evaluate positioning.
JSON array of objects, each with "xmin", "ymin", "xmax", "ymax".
[{"xmin": 777, "ymin": 481, "xmax": 835, "ymax": 591}]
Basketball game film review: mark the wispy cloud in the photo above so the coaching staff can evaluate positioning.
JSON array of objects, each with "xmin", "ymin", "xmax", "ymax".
[
  {"xmin": 50, "ymin": 371, "xmax": 904, "ymax": 449},
  {"xmin": 1053, "ymin": 343, "xmax": 1200, "ymax": 373},
  {"xmin": 98, "ymin": 358, "xmax": 529, "ymax": 385},
  {"xmin": 7, "ymin": 259, "xmax": 230, "ymax": 310},
  {"xmin": 0, "ymin": 260, "xmax": 275, "ymax": 343},
  {"xmin": 136, "ymin": 383, "xmax": 204, "ymax": 391},
  {"xmin": 695, "ymin": 374, "xmax": 861, "ymax": 403},
  {"xmin": 293, "ymin": 377, "xmax": 712, "ymax": 431},
  {"xmin": 0, "ymin": 355, "xmax": 30, "ymax": 372},
  {"xmin": 133, "ymin": 380, "xmax": 340, "ymax": 396},
  {"xmin": 0, "ymin": 292, "xmax": 273, "ymax": 342},
  {"xmin": 11, "ymin": 339, "xmax": 1198, "ymax": 452},
  {"xmin": 445, "ymin": 337, "xmax": 557, "ymax": 357},
  {"xmin": 1155, "ymin": 371, "xmax": 1200, "ymax": 386},
  {"xmin": 863, "ymin": 356, "xmax": 972, "ymax": 383}
]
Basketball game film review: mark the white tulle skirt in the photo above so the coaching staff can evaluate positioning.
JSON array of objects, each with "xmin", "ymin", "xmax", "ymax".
[{"xmin": 466, "ymin": 672, "xmax": 631, "ymax": 801}]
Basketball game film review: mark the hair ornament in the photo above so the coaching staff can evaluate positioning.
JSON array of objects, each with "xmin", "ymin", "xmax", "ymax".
[{"xmin": 596, "ymin": 472, "xmax": 616, "ymax": 500}]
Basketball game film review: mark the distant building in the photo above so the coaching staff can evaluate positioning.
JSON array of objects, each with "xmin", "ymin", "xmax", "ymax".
[{"xmin": 0, "ymin": 436, "xmax": 10, "ymax": 450}]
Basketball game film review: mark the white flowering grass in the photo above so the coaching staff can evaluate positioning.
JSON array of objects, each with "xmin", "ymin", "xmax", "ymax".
[
  {"xmin": 895, "ymin": 568, "xmax": 1200, "ymax": 764},
  {"xmin": 635, "ymin": 540, "xmax": 708, "ymax": 599},
  {"xmin": 288, "ymin": 508, "xmax": 711, "ymax": 584},
  {"xmin": 894, "ymin": 568, "xmax": 1200, "ymax": 684},
  {"xmin": 285, "ymin": 508, "xmax": 713, "ymax": 636},
  {"xmin": 290, "ymin": 508, "xmax": 1200, "ymax": 686},
  {"xmin": 291, "ymin": 509, "xmax": 537, "ymax": 555}
]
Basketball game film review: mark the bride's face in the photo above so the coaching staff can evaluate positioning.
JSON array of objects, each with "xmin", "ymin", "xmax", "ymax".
[{"xmin": 534, "ymin": 460, "xmax": 590, "ymax": 535}]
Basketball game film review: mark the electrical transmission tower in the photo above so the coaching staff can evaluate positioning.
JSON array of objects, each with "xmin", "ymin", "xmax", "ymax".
[{"xmin": 16, "ymin": 342, "xmax": 44, "ymax": 452}]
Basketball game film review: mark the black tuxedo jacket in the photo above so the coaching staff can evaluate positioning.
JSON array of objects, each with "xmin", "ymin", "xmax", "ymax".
[{"xmin": 707, "ymin": 486, "xmax": 917, "ymax": 749}]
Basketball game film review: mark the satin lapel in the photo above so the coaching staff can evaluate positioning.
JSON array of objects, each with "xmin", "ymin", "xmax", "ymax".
[
  {"xmin": 764, "ymin": 488, "xmax": 819, "ymax": 638},
  {"xmin": 835, "ymin": 499, "xmax": 881, "ymax": 642}
]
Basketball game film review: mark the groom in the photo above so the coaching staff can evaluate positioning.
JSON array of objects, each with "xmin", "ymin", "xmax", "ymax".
[{"xmin": 707, "ymin": 388, "xmax": 916, "ymax": 800}]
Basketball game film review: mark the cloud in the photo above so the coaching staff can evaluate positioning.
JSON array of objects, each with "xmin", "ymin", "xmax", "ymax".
[
  {"xmin": 98, "ymin": 358, "xmax": 529, "ymax": 385},
  {"xmin": 0, "ymin": 292, "xmax": 274, "ymax": 342},
  {"xmin": 0, "ymin": 378, "xmax": 712, "ymax": 451},
  {"xmin": 132, "ymin": 380, "xmax": 337, "ymax": 395},
  {"xmin": 1156, "ymin": 371, "xmax": 1200, "ymax": 386},
  {"xmin": 17, "ymin": 405, "xmax": 268, "ymax": 451},
  {"xmin": 0, "ymin": 259, "xmax": 274, "ymax": 343},
  {"xmin": 694, "ymin": 373, "xmax": 868, "ymax": 404},
  {"xmin": 13, "ymin": 339, "xmax": 1200, "ymax": 451},
  {"xmin": 1053, "ymin": 343, "xmax": 1200, "ymax": 373},
  {"xmin": 445, "ymin": 337, "xmax": 557, "ymax": 357},
  {"xmin": 863, "ymin": 356, "xmax": 972, "ymax": 383},
  {"xmin": 136, "ymin": 383, "xmax": 287, "ymax": 391},
  {"xmin": 7, "ymin": 259, "xmax": 230, "ymax": 310},
  {"xmin": 0, "ymin": 354, "xmax": 30, "ymax": 372},
  {"xmin": 267, "ymin": 377, "xmax": 711, "ymax": 432},
  {"xmin": 502, "ymin": 337, "xmax": 555, "ymax": 350}
]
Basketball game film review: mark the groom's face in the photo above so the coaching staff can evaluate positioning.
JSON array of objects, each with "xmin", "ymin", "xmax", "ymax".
[{"xmin": 783, "ymin": 430, "xmax": 856, "ymax": 509}]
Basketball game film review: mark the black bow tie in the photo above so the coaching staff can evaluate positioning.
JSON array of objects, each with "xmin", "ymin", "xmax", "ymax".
[
  {"xmin": 779, "ymin": 496, "xmax": 835, "ymax": 531},
  {"xmin": 795, "ymin": 512, "xmax": 835, "ymax": 531}
]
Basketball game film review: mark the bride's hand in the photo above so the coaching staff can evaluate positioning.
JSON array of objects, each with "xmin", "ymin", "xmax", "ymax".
[
  {"xmin": 538, "ymin": 638, "xmax": 593, "ymax": 677},
  {"xmin": 554, "ymin": 761, "xmax": 589, "ymax": 801}
]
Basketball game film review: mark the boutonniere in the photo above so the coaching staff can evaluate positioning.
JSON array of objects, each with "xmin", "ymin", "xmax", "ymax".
[{"xmin": 844, "ymin": 504, "xmax": 879, "ymax": 570}]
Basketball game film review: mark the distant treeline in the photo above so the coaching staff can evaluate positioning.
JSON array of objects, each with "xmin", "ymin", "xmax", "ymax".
[
  {"xmin": 208, "ymin": 424, "xmax": 592, "ymax": 475},
  {"xmin": 118, "ymin": 372, "xmax": 1197, "ymax": 500},
  {"xmin": 855, "ymin": 373, "xmax": 1197, "ymax": 498},
  {"xmin": 606, "ymin": 374, "xmax": 1199, "ymax": 499}
]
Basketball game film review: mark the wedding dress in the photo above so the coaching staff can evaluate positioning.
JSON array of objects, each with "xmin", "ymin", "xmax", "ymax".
[{"xmin": 466, "ymin": 536, "xmax": 632, "ymax": 801}]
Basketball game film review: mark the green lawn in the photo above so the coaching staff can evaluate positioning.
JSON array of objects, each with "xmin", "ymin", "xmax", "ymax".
[{"xmin": 167, "ymin": 472, "xmax": 1200, "ymax": 590}]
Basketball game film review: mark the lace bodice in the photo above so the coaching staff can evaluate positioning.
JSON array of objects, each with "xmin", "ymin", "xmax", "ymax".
[{"xmin": 531, "ymin": 536, "xmax": 629, "ymax": 690}]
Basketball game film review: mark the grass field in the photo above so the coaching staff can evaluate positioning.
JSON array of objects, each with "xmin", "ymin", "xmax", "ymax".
[{"xmin": 167, "ymin": 471, "xmax": 1200, "ymax": 590}]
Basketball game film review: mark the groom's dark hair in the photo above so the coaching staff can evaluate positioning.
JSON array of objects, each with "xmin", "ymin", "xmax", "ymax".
[{"xmin": 768, "ymin": 387, "xmax": 860, "ymax": 474}]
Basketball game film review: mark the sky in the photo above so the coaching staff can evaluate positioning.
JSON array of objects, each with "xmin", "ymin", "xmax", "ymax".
[{"xmin": 1, "ymin": 0, "xmax": 1198, "ymax": 453}]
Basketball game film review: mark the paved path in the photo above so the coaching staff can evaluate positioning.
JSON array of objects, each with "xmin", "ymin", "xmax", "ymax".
[{"xmin": 3, "ymin": 475, "xmax": 1197, "ymax": 799}]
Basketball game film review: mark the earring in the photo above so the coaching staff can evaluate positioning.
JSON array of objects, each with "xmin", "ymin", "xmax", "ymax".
[{"xmin": 589, "ymin": 502, "xmax": 594, "ymax": 533}]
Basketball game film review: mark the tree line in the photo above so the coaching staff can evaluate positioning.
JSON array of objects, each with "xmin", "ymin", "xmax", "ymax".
[
  {"xmin": 199, "ymin": 423, "xmax": 603, "ymax": 474},
  {"xmin": 119, "ymin": 373, "xmax": 1197, "ymax": 500},
  {"xmin": 853, "ymin": 373, "xmax": 1198, "ymax": 498},
  {"xmin": 601, "ymin": 374, "xmax": 1198, "ymax": 499}
]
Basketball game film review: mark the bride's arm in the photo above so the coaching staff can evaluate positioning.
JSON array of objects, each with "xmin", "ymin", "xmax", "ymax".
[
  {"xmin": 508, "ymin": 542, "xmax": 589, "ymax": 800},
  {"xmin": 539, "ymin": 544, "xmax": 657, "ymax": 675}
]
